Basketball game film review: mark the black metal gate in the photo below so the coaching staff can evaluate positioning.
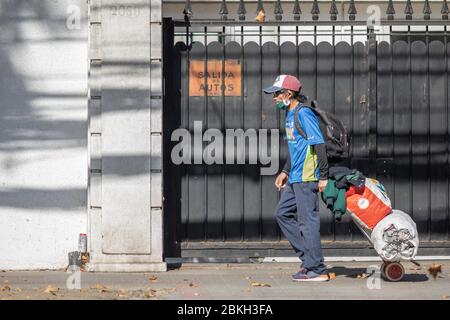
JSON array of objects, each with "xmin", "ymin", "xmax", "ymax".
[{"xmin": 163, "ymin": 0, "xmax": 450, "ymax": 260}]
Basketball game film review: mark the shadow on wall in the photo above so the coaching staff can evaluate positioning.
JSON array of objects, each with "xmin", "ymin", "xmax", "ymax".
[
  {"xmin": 0, "ymin": 1, "xmax": 161, "ymax": 211},
  {"xmin": 0, "ymin": 0, "xmax": 86, "ymax": 153},
  {"xmin": 0, "ymin": 0, "xmax": 88, "ymax": 210}
]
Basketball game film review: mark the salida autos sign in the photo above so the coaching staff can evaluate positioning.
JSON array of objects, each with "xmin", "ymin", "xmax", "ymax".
[{"xmin": 189, "ymin": 60, "xmax": 241, "ymax": 96}]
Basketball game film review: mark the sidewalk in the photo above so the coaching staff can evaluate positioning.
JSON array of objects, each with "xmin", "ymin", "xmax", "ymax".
[{"xmin": 0, "ymin": 261, "xmax": 449, "ymax": 300}]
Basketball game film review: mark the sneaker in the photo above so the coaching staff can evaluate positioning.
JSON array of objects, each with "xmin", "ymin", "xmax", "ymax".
[
  {"xmin": 292, "ymin": 270, "xmax": 329, "ymax": 282},
  {"xmin": 291, "ymin": 267, "xmax": 308, "ymax": 278}
]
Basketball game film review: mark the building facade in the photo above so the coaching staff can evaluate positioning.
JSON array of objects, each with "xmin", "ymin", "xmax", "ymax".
[{"xmin": 1, "ymin": 0, "xmax": 449, "ymax": 270}]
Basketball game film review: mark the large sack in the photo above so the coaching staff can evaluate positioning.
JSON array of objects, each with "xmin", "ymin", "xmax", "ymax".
[
  {"xmin": 371, "ymin": 209, "xmax": 419, "ymax": 261},
  {"xmin": 346, "ymin": 178, "xmax": 392, "ymax": 229}
]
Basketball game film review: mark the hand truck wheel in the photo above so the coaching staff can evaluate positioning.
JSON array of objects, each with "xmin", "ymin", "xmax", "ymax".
[
  {"xmin": 383, "ymin": 262, "xmax": 405, "ymax": 282},
  {"xmin": 380, "ymin": 261, "xmax": 387, "ymax": 279}
]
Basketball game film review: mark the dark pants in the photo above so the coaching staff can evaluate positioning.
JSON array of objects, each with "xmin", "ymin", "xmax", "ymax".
[{"xmin": 274, "ymin": 182, "xmax": 326, "ymax": 274}]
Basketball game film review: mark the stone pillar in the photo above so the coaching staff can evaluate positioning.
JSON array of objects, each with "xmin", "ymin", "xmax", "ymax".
[{"xmin": 87, "ymin": 0, "xmax": 165, "ymax": 272}]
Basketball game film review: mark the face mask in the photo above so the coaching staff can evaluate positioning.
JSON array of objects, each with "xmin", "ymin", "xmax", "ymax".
[
  {"xmin": 283, "ymin": 98, "xmax": 291, "ymax": 107},
  {"xmin": 276, "ymin": 100, "xmax": 287, "ymax": 110},
  {"xmin": 276, "ymin": 98, "xmax": 291, "ymax": 110}
]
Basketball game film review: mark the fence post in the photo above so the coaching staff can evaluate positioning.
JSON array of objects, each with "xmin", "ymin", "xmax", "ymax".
[{"xmin": 367, "ymin": 27, "xmax": 377, "ymax": 177}]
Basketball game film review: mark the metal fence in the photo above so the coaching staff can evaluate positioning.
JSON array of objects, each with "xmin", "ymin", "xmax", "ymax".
[
  {"xmin": 179, "ymin": 0, "xmax": 449, "ymax": 22},
  {"xmin": 163, "ymin": 1, "xmax": 450, "ymax": 260}
]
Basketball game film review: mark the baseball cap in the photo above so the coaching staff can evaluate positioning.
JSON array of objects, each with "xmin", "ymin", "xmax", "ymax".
[{"xmin": 263, "ymin": 75, "xmax": 302, "ymax": 94}]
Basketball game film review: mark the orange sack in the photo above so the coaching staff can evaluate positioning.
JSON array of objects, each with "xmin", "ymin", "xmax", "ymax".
[{"xmin": 346, "ymin": 178, "xmax": 392, "ymax": 230}]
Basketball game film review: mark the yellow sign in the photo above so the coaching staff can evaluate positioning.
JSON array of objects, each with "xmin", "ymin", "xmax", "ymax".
[{"xmin": 189, "ymin": 60, "xmax": 241, "ymax": 96}]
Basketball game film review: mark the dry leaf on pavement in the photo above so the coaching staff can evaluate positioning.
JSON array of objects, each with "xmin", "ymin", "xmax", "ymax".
[
  {"xmin": 91, "ymin": 283, "xmax": 108, "ymax": 290},
  {"xmin": 152, "ymin": 288, "xmax": 175, "ymax": 296},
  {"xmin": 81, "ymin": 253, "xmax": 90, "ymax": 264},
  {"xmin": 189, "ymin": 282, "xmax": 198, "ymax": 288},
  {"xmin": 143, "ymin": 290, "xmax": 156, "ymax": 299},
  {"xmin": 442, "ymin": 295, "xmax": 450, "ymax": 299},
  {"xmin": 44, "ymin": 285, "xmax": 59, "ymax": 295},
  {"xmin": 148, "ymin": 276, "xmax": 158, "ymax": 281},
  {"xmin": 250, "ymin": 281, "xmax": 271, "ymax": 288},
  {"xmin": 91, "ymin": 283, "xmax": 110, "ymax": 293},
  {"xmin": 1, "ymin": 285, "xmax": 11, "ymax": 292},
  {"xmin": 328, "ymin": 273, "xmax": 336, "ymax": 280},
  {"xmin": 428, "ymin": 264, "xmax": 442, "ymax": 279}
]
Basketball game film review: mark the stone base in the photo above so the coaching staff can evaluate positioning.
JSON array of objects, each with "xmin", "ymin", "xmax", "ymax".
[{"xmin": 87, "ymin": 262, "xmax": 167, "ymax": 272}]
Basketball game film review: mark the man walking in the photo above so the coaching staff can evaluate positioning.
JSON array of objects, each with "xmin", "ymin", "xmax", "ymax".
[{"xmin": 264, "ymin": 75, "xmax": 329, "ymax": 282}]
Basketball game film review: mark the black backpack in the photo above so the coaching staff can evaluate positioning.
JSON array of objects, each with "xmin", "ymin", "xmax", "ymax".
[{"xmin": 293, "ymin": 100, "xmax": 350, "ymax": 161}]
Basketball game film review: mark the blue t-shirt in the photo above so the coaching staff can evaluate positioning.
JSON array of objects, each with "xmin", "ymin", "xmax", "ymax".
[{"xmin": 285, "ymin": 104, "xmax": 325, "ymax": 184}]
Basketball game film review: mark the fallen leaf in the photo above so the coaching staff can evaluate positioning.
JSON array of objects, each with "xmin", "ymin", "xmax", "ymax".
[
  {"xmin": 143, "ymin": 290, "xmax": 156, "ymax": 299},
  {"xmin": 428, "ymin": 264, "xmax": 442, "ymax": 279},
  {"xmin": 44, "ymin": 285, "xmax": 59, "ymax": 295},
  {"xmin": 328, "ymin": 273, "xmax": 336, "ymax": 280},
  {"xmin": 150, "ymin": 288, "xmax": 176, "ymax": 297},
  {"xmin": 1, "ymin": 285, "xmax": 11, "ymax": 292},
  {"xmin": 255, "ymin": 9, "xmax": 266, "ymax": 22},
  {"xmin": 91, "ymin": 284, "xmax": 109, "ymax": 290},
  {"xmin": 148, "ymin": 276, "xmax": 158, "ymax": 281},
  {"xmin": 357, "ymin": 273, "xmax": 370, "ymax": 279},
  {"xmin": 81, "ymin": 253, "xmax": 90, "ymax": 264},
  {"xmin": 443, "ymin": 295, "xmax": 450, "ymax": 299},
  {"xmin": 250, "ymin": 281, "xmax": 271, "ymax": 288},
  {"xmin": 189, "ymin": 282, "xmax": 198, "ymax": 288}
]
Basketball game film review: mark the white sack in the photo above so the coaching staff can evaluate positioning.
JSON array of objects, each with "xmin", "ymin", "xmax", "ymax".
[{"xmin": 370, "ymin": 209, "xmax": 419, "ymax": 261}]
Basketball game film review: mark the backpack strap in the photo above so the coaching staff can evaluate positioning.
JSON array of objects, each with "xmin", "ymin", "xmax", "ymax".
[
  {"xmin": 311, "ymin": 100, "xmax": 338, "ymax": 143},
  {"xmin": 293, "ymin": 104, "xmax": 307, "ymax": 139},
  {"xmin": 311, "ymin": 99, "xmax": 332, "ymax": 127}
]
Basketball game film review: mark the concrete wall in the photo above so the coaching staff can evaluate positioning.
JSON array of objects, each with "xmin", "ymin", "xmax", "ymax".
[
  {"xmin": 0, "ymin": 0, "xmax": 88, "ymax": 270},
  {"xmin": 87, "ymin": 0, "xmax": 165, "ymax": 272},
  {"xmin": 0, "ymin": 0, "xmax": 165, "ymax": 272}
]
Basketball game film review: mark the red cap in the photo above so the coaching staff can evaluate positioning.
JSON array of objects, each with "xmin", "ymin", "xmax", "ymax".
[{"xmin": 264, "ymin": 75, "xmax": 302, "ymax": 93}]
